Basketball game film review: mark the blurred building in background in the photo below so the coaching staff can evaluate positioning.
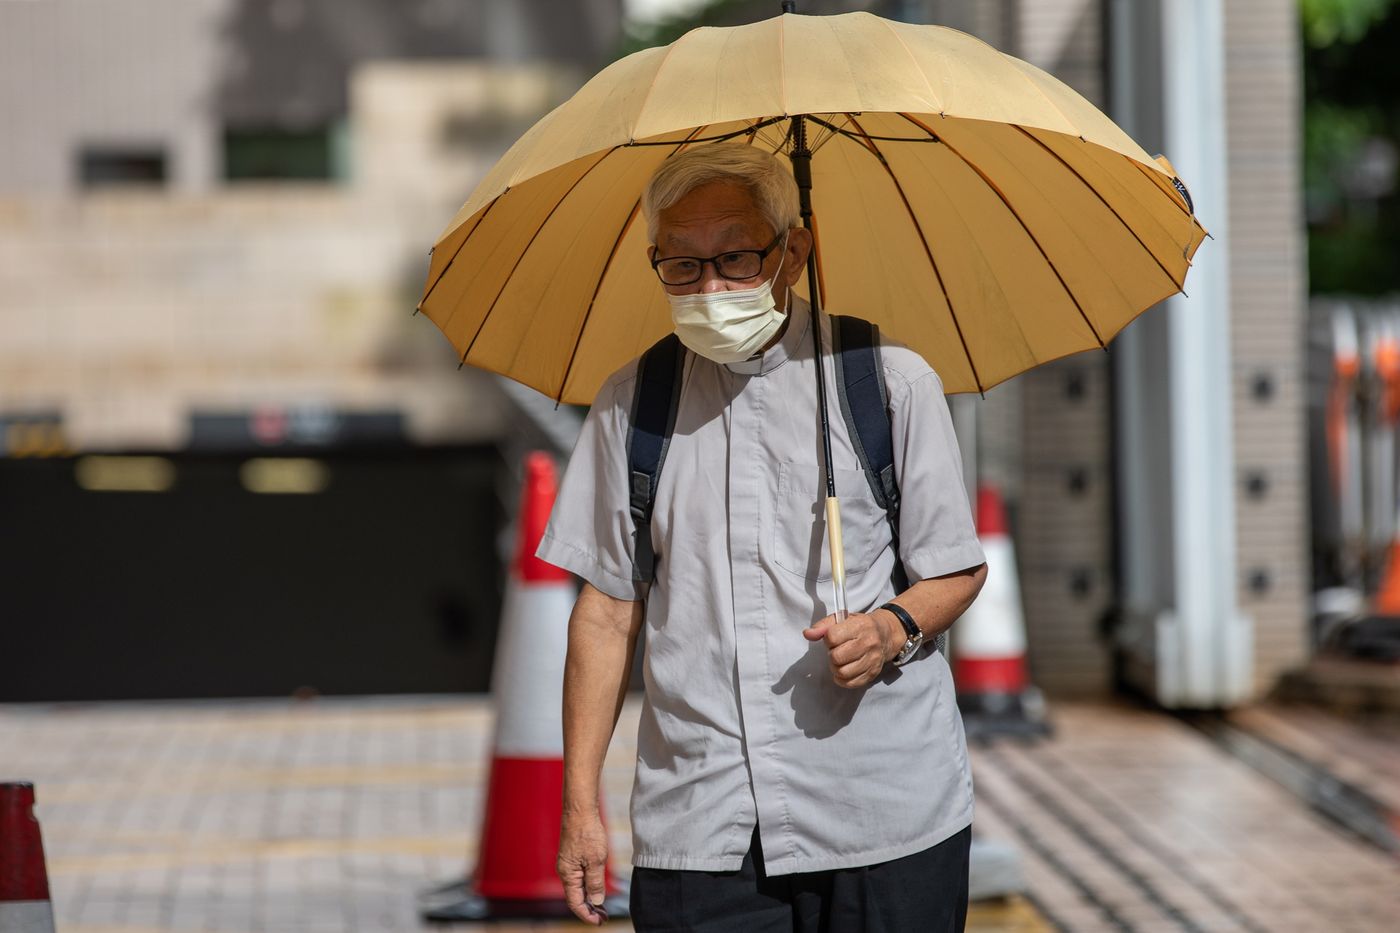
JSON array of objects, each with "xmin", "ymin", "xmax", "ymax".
[
  {"xmin": 0, "ymin": 0, "xmax": 622, "ymax": 700},
  {"xmin": 1, "ymin": 0, "xmax": 1328, "ymax": 709},
  {"xmin": 0, "ymin": 0, "xmax": 619, "ymax": 449}
]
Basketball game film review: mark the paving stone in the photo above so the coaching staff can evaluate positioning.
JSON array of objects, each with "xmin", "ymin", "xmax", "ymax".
[
  {"xmin": 21, "ymin": 696, "xmax": 1396, "ymax": 931},
  {"xmin": 971, "ymin": 702, "xmax": 1400, "ymax": 932}
]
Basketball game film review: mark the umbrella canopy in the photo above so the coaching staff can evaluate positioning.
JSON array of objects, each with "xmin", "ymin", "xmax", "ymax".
[{"xmin": 418, "ymin": 10, "xmax": 1207, "ymax": 406}]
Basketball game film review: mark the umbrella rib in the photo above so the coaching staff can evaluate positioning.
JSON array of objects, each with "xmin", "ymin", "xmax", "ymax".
[
  {"xmin": 766, "ymin": 116, "xmax": 796, "ymax": 155},
  {"xmin": 1004, "ymin": 59, "xmax": 1086, "ymax": 141},
  {"xmin": 631, "ymin": 34, "xmax": 685, "ymax": 143},
  {"xmin": 843, "ymin": 113, "xmax": 984, "ymax": 394},
  {"xmin": 554, "ymin": 124, "xmax": 713, "ymax": 405},
  {"xmin": 622, "ymin": 116, "xmax": 788, "ymax": 147},
  {"xmin": 899, "ymin": 113, "xmax": 1105, "ymax": 350},
  {"xmin": 1014, "ymin": 126, "xmax": 1186, "ymax": 293},
  {"xmin": 1133, "ymin": 159, "xmax": 1195, "ymax": 218},
  {"xmin": 553, "ymin": 203, "xmax": 643, "ymax": 403},
  {"xmin": 807, "ymin": 114, "xmax": 939, "ymax": 145},
  {"xmin": 1130, "ymin": 159, "xmax": 1209, "ymax": 258},
  {"xmin": 874, "ymin": 16, "xmax": 943, "ymax": 114},
  {"xmin": 458, "ymin": 146, "xmax": 621, "ymax": 367},
  {"xmin": 417, "ymin": 195, "xmax": 501, "ymax": 314}
]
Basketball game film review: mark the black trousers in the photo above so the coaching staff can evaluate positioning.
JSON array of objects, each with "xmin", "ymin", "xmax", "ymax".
[{"xmin": 629, "ymin": 825, "xmax": 972, "ymax": 933}]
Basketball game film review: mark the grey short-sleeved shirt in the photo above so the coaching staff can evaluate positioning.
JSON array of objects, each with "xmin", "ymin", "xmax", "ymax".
[{"xmin": 538, "ymin": 297, "xmax": 985, "ymax": 876}]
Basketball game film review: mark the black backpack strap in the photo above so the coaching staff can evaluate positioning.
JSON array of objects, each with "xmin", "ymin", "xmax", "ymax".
[
  {"xmin": 625, "ymin": 334, "xmax": 685, "ymax": 583},
  {"xmin": 831, "ymin": 317, "xmax": 898, "ymax": 514},
  {"xmin": 831, "ymin": 316, "xmax": 944, "ymax": 653}
]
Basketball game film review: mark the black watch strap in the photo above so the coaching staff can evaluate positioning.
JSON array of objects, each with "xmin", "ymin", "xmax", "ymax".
[{"xmin": 879, "ymin": 602, "xmax": 920, "ymax": 641}]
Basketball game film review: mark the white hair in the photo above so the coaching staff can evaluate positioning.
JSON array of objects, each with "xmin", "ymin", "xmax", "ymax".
[{"xmin": 643, "ymin": 145, "xmax": 800, "ymax": 244}]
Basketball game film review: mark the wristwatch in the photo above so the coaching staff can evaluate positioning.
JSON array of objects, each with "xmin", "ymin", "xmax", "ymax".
[{"xmin": 880, "ymin": 602, "xmax": 923, "ymax": 667}]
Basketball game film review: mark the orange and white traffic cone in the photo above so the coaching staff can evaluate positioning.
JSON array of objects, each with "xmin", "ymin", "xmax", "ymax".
[
  {"xmin": 952, "ymin": 486, "xmax": 1048, "ymax": 738},
  {"xmin": 422, "ymin": 452, "xmax": 624, "ymax": 921},
  {"xmin": 0, "ymin": 782, "xmax": 55, "ymax": 933},
  {"xmin": 1374, "ymin": 539, "xmax": 1400, "ymax": 617},
  {"xmin": 1354, "ymin": 520, "xmax": 1400, "ymax": 660}
]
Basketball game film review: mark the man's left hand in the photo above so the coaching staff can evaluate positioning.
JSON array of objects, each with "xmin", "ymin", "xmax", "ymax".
[{"xmin": 803, "ymin": 610, "xmax": 902, "ymax": 689}]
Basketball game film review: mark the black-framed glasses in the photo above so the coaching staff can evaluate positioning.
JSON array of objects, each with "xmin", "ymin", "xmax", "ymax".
[{"xmin": 650, "ymin": 232, "xmax": 786, "ymax": 286}]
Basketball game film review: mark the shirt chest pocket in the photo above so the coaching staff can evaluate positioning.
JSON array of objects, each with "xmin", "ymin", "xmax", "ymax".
[{"xmin": 773, "ymin": 462, "xmax": 889, "ymax": 582}]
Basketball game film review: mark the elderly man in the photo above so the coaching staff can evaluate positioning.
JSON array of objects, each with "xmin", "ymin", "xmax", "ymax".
[{"xmin": 538, "ymin": 144, "xmax": 987, "ymax": 931}]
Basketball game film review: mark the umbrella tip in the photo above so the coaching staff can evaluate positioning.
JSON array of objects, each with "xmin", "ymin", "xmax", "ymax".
[{"xmin": 781, "ymin": 0, "xmax": 796, "ymax": 12}]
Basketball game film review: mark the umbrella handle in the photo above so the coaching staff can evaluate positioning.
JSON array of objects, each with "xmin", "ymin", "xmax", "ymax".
[{"xmin": 826, "ymin": 496, "xmax": 849, "ymax": 622}]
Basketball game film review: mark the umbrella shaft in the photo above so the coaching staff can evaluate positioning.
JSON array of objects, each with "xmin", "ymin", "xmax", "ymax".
[{"xmin": 791, "ymin": 115, "xmax": 838, "ymax": 500}]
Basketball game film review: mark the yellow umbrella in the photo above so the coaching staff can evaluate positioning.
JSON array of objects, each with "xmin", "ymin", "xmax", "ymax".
[
  {"xmin": 417, "ymin": 8, "xmax": 1206, "ymax": 407},
  {"xmin": 417, "ymin": 5, "xmax": 1207, "ymax": 621}
]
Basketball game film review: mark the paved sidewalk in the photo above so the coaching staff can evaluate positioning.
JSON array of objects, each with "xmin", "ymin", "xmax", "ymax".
[
  {"xmin": 3, "ymin": 696, "xmax": 1397, "ymax": 931},
  {"xmin": 971, "ymin": 703, "xmax": 1400, "ymax": 932},
  {"xmin": 1226, "ymin": 701, "xmax": 1400, "ymax": 814},
  {"xmin": 4, "ymin": 697, "xmax": 511, "ymax": 932}
]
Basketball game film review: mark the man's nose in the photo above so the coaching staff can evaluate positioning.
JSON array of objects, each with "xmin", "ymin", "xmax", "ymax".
[{"xmin": 698, "ymin": 263, "xmax": 728, "ymax": 293}]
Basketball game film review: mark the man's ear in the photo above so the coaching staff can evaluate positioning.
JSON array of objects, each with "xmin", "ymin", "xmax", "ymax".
[{"xmin": 783, "ymin": 227, "xmax": 813, "ymax": 287}]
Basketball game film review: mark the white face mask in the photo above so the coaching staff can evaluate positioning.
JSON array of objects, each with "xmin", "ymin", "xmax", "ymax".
[{"xmin": 664, "ymin": 235, "xmax": 789, "ymax": 364}]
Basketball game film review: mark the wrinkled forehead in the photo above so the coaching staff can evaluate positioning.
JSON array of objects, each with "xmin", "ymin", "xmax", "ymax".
[{"xmin": 653, "ymin": 180, "xmax": 770, "ymax": 250}]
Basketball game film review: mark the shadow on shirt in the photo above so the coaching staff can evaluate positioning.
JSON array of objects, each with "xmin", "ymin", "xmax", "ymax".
[{"xmin": 771, "ymin": 639, "xmax": 900, "ymax": 738}]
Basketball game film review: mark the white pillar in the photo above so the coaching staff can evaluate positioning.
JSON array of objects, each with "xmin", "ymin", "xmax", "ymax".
[{"xmin": 1110, "ymin": 0, "xmax": 1251, "ymax": 706}]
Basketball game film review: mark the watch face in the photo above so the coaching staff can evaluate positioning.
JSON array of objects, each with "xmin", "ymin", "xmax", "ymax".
[{"xmin": 894, "ymin": 634, "xmax": 922, "ymax": 666}]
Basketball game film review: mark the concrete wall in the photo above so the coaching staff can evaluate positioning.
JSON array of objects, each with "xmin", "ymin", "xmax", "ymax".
[
  {"xmin": 1223, "ymin": 0, "xmax": 1311, "ymax": 692},
  {"xmin": 0, "ymin": 0, "xmax": 231, "ymax": 194},
  {"xmin": 0, "ymin": 0, "xmax": 621, "ymax": 197},
  {"xmin": 0, "ymin": 186, "xmax": 504, "ymax": 450},
  {"xmin": 0, "ymin": 63, "xmax": 576, "ymax": 452},
  {"xmin": 1013, "ymin": 0, "xmax": 1119, "ymax": 697}
]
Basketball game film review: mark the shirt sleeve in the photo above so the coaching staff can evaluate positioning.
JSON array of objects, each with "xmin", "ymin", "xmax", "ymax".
[
  {"xmin": 535, "ymin": 370, "xmax": 648, "ymax": 601},
  {"xmin": 887, "ymin": 366, "xmax": 986, "ymax": 581}
]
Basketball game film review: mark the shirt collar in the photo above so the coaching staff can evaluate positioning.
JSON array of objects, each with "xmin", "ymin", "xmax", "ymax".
[{"xmin": 723, "ymin": 295, "xmax": 810, "ymax": 377}]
